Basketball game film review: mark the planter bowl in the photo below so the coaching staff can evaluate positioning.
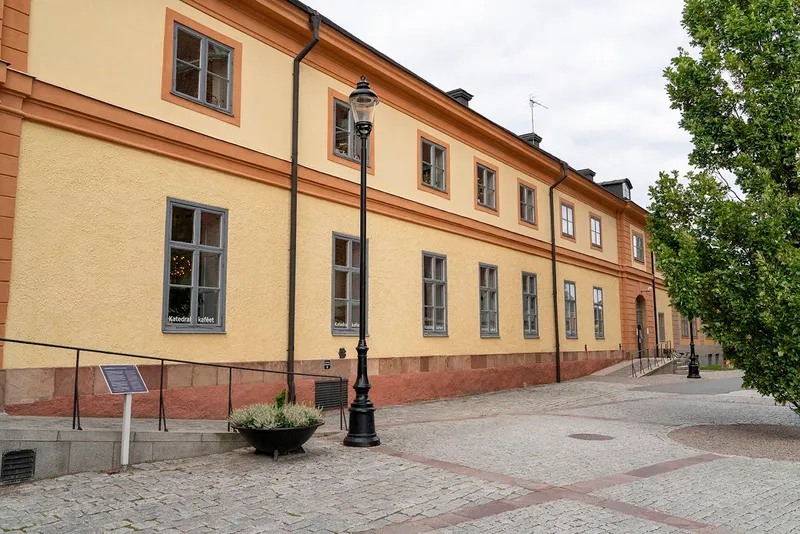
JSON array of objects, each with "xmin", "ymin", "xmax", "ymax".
[{"xmin": 233, "ymin": 422, "xmax": 324, "ymax": 455}]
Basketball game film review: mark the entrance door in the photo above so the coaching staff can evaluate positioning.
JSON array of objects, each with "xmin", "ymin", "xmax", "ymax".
[{"xmin": 636, "ymin": 296, "xmax": 647, "ymax": 355}]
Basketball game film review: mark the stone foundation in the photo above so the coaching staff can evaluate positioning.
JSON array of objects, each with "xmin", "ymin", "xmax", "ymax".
[{"xmin": 0, "ymin": 350, "xmax": 622, "ymax": 418}]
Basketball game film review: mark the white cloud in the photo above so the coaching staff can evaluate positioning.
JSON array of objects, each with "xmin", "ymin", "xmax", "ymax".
[{"xmin": 308, "ymin": 0, "xmax": 693, "ymax": 207}]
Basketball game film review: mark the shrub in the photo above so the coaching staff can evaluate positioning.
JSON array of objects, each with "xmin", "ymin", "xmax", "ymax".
[{"xmin": 229, "ymin": 390, "xmax": 323, "ymax": 430}]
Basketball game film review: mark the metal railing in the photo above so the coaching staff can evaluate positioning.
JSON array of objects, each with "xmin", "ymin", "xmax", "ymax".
[
  {"xmin": 0, "ymin": 338, "xmax": 348, "ymax": 432},
  {"xmin": 628, "ymin": 341, "xmax": 675, "ymax": 377}
]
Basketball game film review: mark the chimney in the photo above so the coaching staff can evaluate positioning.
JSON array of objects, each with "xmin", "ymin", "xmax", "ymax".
[
  {"xmin": 519, "ymin": 132, "xmax": 542, "ymax": 148},
  {"xmin": 446, "ymin": 88, "xmax": 473, "ymax": 107},
  {"xmin": 577, "ymin": 168, "xmax": 596, "ymax": 182}
]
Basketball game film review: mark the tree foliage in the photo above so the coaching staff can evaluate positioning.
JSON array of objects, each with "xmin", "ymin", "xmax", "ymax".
[{"xmin": 648, "ymin": 0, "xmax": 800, "ymax": 412}]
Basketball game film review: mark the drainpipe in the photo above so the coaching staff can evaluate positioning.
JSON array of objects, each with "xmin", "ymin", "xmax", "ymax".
[
  {"xmin": 651, "ymin": 250, "xmax": 659, "ymax": 358},
  {"xmin": 549, "ymin": 161, "xmax": 569, "ymax": 383},
  {"xmin": 287, "ymin": 13, "xmax": 320, "ymax": 403}
]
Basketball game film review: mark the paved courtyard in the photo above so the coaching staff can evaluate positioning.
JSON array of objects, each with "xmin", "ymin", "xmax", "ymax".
[{"xmin": 2, "ymin": 370, "xmax": 800, "ymax": 533}]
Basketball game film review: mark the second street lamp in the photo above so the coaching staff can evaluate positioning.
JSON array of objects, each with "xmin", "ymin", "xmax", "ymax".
[
  {"xmin": 343, "ymin": 76, "xmax": 381, "ymax": 447},
  {"xmin": 687, "ymin": 317, "xmax": 702, "ymax": 379}
]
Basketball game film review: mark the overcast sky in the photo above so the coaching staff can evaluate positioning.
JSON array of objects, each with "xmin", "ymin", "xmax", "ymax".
[{"xmin": 308, "ymin": 0, "xmax": 692, "ymax": 207}]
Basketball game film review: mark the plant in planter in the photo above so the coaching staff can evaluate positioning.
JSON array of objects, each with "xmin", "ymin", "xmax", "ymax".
[{"xmin": 229, "ymin": 390, "xmax": 324, "ymax": 459}]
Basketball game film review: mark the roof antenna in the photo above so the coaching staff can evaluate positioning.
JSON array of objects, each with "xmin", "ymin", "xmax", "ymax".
[{"xmin": 528, "ymin": 94, "xmax": 548, "ymax": 136}]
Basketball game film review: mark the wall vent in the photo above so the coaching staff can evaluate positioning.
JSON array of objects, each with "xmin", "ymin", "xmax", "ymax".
[
  {"xmin": 1, "ymin": 449, "xmax": 35, "ymax": 485},
  {"xmin": 314, "ymin": 379, "xmax": 348, "ymax": 411}
]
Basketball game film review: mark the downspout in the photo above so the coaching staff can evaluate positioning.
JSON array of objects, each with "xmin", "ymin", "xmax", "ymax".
[
  {"xmin": 287, "ymin": 13, "xmax": 320, "ymax": 403},
  {"xmin": 651, "ymin": 250, "xmax": 659, "ymax": 357},
  {"xmin": 549, "ymin": 161, "xmax": 569, "ymax": 383}
]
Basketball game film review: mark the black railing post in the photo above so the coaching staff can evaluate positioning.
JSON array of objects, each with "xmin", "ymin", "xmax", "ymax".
[
  {"xmin": 72, "ymin": 349, "xmax": 82, "ymax": 431},
  {"xmin": 158, "ymin": 360, "xmax": 167, "ymax": 432},
  {"xmin": 227, "ymin": 368, "xmax": 233, "ymax": 432}
]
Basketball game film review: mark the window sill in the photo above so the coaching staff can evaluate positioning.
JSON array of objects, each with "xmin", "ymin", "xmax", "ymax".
[
  {"xmin": 566, "ymin": 335, "xmax": 578, "ymax": 339},
  {"xmin": 561, "ymin": 232, "xmax": 576, "ymax": 242},
  {"xmin": 595, "ymin": 336, "xmax": 605, "ymax": 340},
  {"xmin": 332, "ymin": 331, "xmax": 369, "ymax": 337},
  {"xmin": 591, "ymin": 244, "xmax": 603, "ymax": 251},
  {"xmin": 480, "ymin": 333, "xmax": 500, "ymax": 339},
  {"xmin": 524, "ymin": 333, "xmax": 540, "ymax": 339},
  {"xmin": 331, "ymin": 151, "xmax": 375, "ymax": 175},
  {"xmin": 423, "ymin": 331, "xmax": 449, "ymax": 337},
  {"xmin": 475, "ymin": 203, "xmax": 499, "ymax": 216},
  {"xmin": 163, "ymin": 328, "xmax": 226, "ymax": 334}
]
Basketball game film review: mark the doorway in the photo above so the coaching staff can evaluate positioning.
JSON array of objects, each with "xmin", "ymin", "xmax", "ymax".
[{"xmin": 636, "ymin": 295, "xmax": 647, "ymax": 355}]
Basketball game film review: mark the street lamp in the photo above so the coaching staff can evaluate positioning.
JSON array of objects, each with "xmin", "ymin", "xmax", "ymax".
[
  {"xmin": 687, "ymin": 318, "xmax": 701, "ymax": 379},
  {"xmin": 343, "ymin": 76, "xmax": 381, "ymax": 447}
]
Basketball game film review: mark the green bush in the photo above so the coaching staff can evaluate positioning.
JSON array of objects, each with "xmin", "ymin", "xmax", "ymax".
[{"xmin": 229, "ymin": 390, "xmax": 323, "ymax": 430}]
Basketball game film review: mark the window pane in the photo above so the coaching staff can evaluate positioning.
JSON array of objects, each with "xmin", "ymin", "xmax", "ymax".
[
  {"xmin": 169, "ymin": 248, "xmax": 193, "ymax": 285},
  {"xmin": 434, "ymin": 147, "xmax": 445, "ymax": 168},
  {"xmin": 334, "ymin": 102, "xmax": 350, "ymax": 131},
  {"xmin": 334, "ymin": 238, "xmax": 348, "ymax": 266},
  {"xmin": 175, "ymin": 62, "xmax": 200, "ymax": 99},
  {"xmin": 434, "ymin": 168, "xmax": 445, "ymax": 190},
  {"xmin": 351, "ymin": 272, "xmax": 360, "ymax": 301},
  {"xmin": 197, "ymin": 289, "xmax": 219, "ymax": 325},
  {"xmin": 488, "ymin": 312, "xmax": 497, "ymax": 332},
  {"xmin": 477, "ymin": 185, "xmax": 486, "ymax": 205},
  {"xmin": 333, "ymin": 300, "xmax": 347, "ymax": 329},
  {"xmin": 199, "ymin": 252, "xmax": 220, "ymax": 288},
  {"xmin": 350, "ymin": 303, "xmax": 360, "ymax": 329},
  {"xmin": 334, "ymin": 270, "xmax": 348, "ymax": 299},
  {"xmin": 479, "ymin": 290, "xmax": 488, "ymax": 311},
  {"xmin": 423, "ymin": 256, "xmax": 433, "ymax": 279},
  {"xmin": 421, "ymin": 141, "xmax": 432, "ymax": 164},
  {"xmin": 424, "ymin": 282, "xmax": 433, "ymax": 306},
  {"xmin": 334, "ymin": 130, "xmax": 350, "ymax": 155},
  {"xmin": 435, "ymin": 258, "xmax": 445, "ymax": 280},
  {"xmin": 421, "ymin": 163, "xmax": 433, "ymax": 185},
  {"xmin": 176, "ymin": 28, "xmax": 201, "ymax": 65},
  {"xmin": 350, "ymin": 241, "xmax": 360, "ymax": 268},
  {"xmin": 480, "ymin": 311, "xmax": 488, "ymax": 331},
  {"xmin": 435, "ymin": 284, "xmax": 445, "ymax": 306},
  {"xmin": 206, "ymin": 74, "xmax": 229, "ymax": 110},
  {"xmin": 488, "ymin": 270, "xmax": 497, "ymax": 289},
  {"xmin": 423, "ymin": 306, "xmax": 434, "ymax": 330},
  {"xmin": 167, "ymin": 287, "xmax": 192, "ymax": 324},
  {"xmin": 171, "ymin": 206, "xmax": 195, "ymax": 243},
  {"xmin": 206, "ymin": 41, "xmax": 230, "ymax": 79},
  {"xmin": 488, "ymin": 293, "xmax": 497, "ymax": 311},
  {"xmin": 435, "ymin": 307, "xmax": 445, "ymax": 330},
  {"xmin": 200, "ymin": 211, "xmax": 221, "ymax": 246},
  {"xmin": 486, "ymin": 189, "xmax": 495, "ymax": 208}
]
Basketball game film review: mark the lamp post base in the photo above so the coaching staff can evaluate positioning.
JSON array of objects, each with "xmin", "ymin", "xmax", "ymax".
[
  {"xmin": 687, "ymin": 357, "xmax": 702, "ymax": 379},
  {"xmin": 343, "ymin": 404, "xmax": 380, "ymax": 447}
]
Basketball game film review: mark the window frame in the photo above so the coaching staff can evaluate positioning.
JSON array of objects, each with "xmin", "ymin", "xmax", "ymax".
[
  {"xmin": 560, "ymin": 200, "xmax": 575, "ymax": 241},
  {"xmin": 681, "ymin": 315, "xmax": 689, "ymax": 338},
  {"xmin": 589, "ymin": 214, "xmax": 603, "ymax": 250},
  {"xmin": 518, "ymin": 178, "xmax": 538, "ymax": 229},
  {"xmin": 171, "ymin": 23, "xmax": 234, "ymax": 115},
  {"xmin": 327, "ymin": 88, "xmax": 375, "ymax": 174},
  {"xmin": 422, "ymin": 252, "xmax": 448, "ymax": 336},
  {"xmin": 331, "ymin": 232, "xmax": 369, "ymax": 336},
  {"xmin": 658, "ymin": 312, "xmax": 666, "ymax": 342},
  {"xmin": 162, "ymin": 198, "xmax": 228, "ymax": 333},
  {"xmin": 622, "ymin": 181, "xmax": 631, "ymax": 200},
  {"xmin": 417, "ymin": 131, "xmax": 451, "ymax": 199},
  {"xmin": 161, "ymin": 9, "xmax": 242, "ymax": 126},
  {"xmin": 522, "ymin": 272, "xmax": 539, "ymax": 338},
  {"xmin": 474, "ymin": 157, "xmax": 500, "ymax": 215},
  {"xmin": 632, "ymin": 232, "xmax": 645, "ymax": 263},
  {"xmin": 479, "ymin": 263, "xmax": 500, "ymax": 338},
  {"xmin": 593, "ymin": 286, "xmax": 604, "ymax": 339},
  {"xmin": 564, "ymin": 280, "xmax": 578, "ymax": 339}
]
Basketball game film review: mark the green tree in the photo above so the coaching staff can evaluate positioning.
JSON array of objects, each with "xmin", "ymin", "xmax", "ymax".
[{"xmin": 648, "ymin": 0, "xmax": 800, "ymax": 413}]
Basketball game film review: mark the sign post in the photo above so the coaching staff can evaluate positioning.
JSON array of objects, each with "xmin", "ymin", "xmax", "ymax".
[{"xmin": 99, "ymin": 365, "xmax": 148, "ymax": 470}]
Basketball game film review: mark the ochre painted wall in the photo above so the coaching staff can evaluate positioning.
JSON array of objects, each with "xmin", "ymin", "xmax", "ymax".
[
  {"xmin": 553, "ymin": 190, "xmax": 618, "ymax": 264},
  {"xmin": 27, "ymin": 0, "xmax": 293, "ymax": 160},
  {"xmin": 6, "ymin": 124, "xmax": 622, "ymax": 370}
]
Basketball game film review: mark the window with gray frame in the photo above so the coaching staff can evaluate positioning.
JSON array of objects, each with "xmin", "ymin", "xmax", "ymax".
[
  {"xmin": 476, "ymin": 165, "xmax": 497, "ymax": 209},
  {"xmin": 633, "ymin": 233, "xmax": 645, "ymax": 262},
  {"xmin": 681, "ymin": 315, "xmax": 689, "ymax": 337},
  {"xmin": 520, "ymin": 184, "xmax": 535, "ymax": 224},
  {"xmin": 479, "ymin": 264, "xmax": 499, "ymax": 336},
  {"xmin": 590, "ymin": 216, "xmax": 602, "ymax": 247},
  {"xmin": 593, "ymin": 287, "xmax": 604, "ymax": 339},
  {"xmin": 332, "ymin": 234, "xmax": 366, "ymax": 335},
  {"xmin": 163, "ymin": 199, "xmax": 227, "ymax": 332},
  {"xmin": 422, "ymin": 252, "xmax": 447, "ymax": 335},
  {"xmin": 658, "ymin": 312, "xmax": 666, "ymax": 342},
  {"xmin": 173, "ymin": 23, "xmax": 233, "ymax": 113},
  {"xmin": 421, "ymin": 139, "xmax": 446, "ymax": 192},
  {"xmin": 333, "ymin": 99, "xmax": 369, "ymax": 164},
  {"xmin": 522, "ymin": 272, "xmax": 538, "ymax": 337},
  {"xmin": 561, "ymin": 203, "xmax": 574, "ymax": 237},
  {"xmin": 564, "ymin": 281, "xmax": 577, "ymax": 338}
]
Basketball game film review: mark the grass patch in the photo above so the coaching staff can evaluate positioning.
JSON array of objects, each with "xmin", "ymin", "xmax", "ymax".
[{"xmin": 700, "ymin": 364, "xmax": 734, "ymax": 371}]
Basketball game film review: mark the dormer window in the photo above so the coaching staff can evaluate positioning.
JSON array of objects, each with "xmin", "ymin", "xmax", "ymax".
[{"xmin": 622, "ymin": 182, "xmax": 631, "ymax": 200}]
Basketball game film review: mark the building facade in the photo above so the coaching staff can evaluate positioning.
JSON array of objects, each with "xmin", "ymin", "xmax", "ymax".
[{"xmin": 0, "ymin": 0, "xmax": 674, "ymax": 417}]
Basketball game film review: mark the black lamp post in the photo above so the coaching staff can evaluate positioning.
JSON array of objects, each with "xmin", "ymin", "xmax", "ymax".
[
  {"xmin": 343, "ymin": 76, "xmax": 381, "ymax": 447},
  {"xmin": 687, "ymin": 318, "xmax": 701, "ymax": 379}
]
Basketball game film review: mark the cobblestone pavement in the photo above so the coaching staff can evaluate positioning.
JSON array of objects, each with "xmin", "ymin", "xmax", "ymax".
[{"xmin": 1, "ymin": 371, "xmax": 799, "ymax": 533}]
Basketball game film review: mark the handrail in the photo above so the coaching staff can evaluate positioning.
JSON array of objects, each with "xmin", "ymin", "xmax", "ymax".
[{"xmin": 0, "ymin": 337, "xmax": 348, "ymax": 433}]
